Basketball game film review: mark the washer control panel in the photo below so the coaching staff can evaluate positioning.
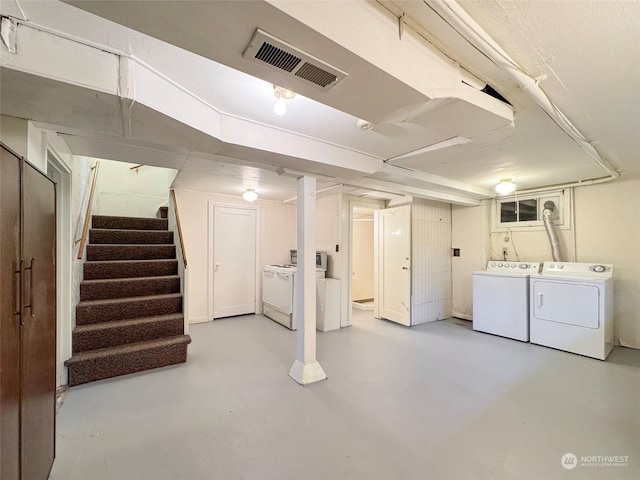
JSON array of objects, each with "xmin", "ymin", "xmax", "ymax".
[
  {"xmin": 541, "ymin": 262, "xmax": 613, "ymax": 277},
  {"xmin": 486, "ymin": 261, "xmax": 541, "ymax": 274}
]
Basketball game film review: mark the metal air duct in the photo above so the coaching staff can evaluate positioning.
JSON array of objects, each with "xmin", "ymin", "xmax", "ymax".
[{"xmin": 542, "ymin": 201, "xmax": 562, "ymax": 261}]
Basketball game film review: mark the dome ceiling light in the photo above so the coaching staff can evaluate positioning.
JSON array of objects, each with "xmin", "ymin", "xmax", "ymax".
[
  {"xmin": 495, "ymin": 178, "xmax": 517, "ymax": 195},
  {"xmin": 273, "ymin": 85, "xmax": 296, "ymax": 116},
  {"xmin": 242, "ymin": 188, "xmax": 258, "ymax": 202}
]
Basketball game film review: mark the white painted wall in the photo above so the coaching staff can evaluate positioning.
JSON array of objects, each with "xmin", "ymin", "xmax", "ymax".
[
  {"xmin": 451, "ymin": 201, "xmax": 490, "ymax": 319},
  {"xmin": 573, "ymin": 176, "xmax": 640, "ymax": 349},
  {"xmin": 94, "ymin": 159, "xmax": 175, "ymax": 217},
  {"xmin": 70, "ymin": 156, "xmax": 93, "ymax": 301},
  {"xmin": 26, "ymin": 121, "xmax": 47, "ymax": 172},
  {"xmin": 387, "ymin": 196, "xmax": 453, "ymax": 325},
  {"xmin": 352, "ymin": 220, "xmax": 374, "ymax": 301},
  {"xmin": 0, "ymin": 115, "xmax": 28, "ymax": 157},
  {"xmin": 451, "ymin": 178, "xmax": 640, "ymax": 349},
  {"xmin": 174, "ymin": 189, "xmax": 296, "ymax": 324}
]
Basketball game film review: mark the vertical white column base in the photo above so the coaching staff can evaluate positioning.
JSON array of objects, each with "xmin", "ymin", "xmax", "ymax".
[{"xmin": 289, "ymin": 359, "xmax": 327, "ymax": 385}]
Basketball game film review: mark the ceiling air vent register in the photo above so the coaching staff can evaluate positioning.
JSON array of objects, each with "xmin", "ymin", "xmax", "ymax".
[{"xmin": 243, "ymin": 29, "xmax": 347, "ymax": 90}]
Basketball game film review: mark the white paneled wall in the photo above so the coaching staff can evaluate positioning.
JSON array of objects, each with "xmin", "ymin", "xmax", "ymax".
[{"xmin": 388, "ymin": 196, "xmax": 452, "ymax": 325}]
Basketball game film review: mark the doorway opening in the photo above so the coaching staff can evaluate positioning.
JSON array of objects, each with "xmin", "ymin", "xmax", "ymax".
[
  {"xmin": 351, "ymin": 207, "xmax": 375, "ymax": 312},
  {"xmin": 346, "ymin": 198, "xmax": 384, "ymax": 328}
]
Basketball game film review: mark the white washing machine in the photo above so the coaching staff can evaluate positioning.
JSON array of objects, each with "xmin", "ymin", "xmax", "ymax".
[
  {"xmin": 530, "ymin": 262, "xmax": 613, "ymax": 360},
  {"xmin": 472, "ymin": 261, "xmax": 541, "ymax": 341}
]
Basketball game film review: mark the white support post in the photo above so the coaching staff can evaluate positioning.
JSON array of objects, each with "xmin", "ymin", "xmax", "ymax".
[{"xmin": 289, "ymin": 176, "xmax": 327, "ymax": 385}]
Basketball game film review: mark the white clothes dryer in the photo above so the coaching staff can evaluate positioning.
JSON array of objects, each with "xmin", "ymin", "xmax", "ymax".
[
  {"xmin": 530, "ymin": 262, "xmax": 613, "ymax": 360},
  {"xmin": 472, "ymin": 261, "xmax": 541, "ymax": 341}
]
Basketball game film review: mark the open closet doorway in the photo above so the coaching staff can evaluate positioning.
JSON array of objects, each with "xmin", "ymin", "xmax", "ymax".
[
  {"xmin": 342, "ymin": 198, "xmax": 386, "ymax": 327},
  {"xmin": 351, "ymin": 207, "xmax": 375, "ymax": 312}
]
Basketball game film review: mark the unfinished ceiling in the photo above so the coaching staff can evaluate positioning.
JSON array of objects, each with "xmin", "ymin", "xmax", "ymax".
[{"xmin": 1, "ymin": 0, "xmax": 638, "ymax": 203}]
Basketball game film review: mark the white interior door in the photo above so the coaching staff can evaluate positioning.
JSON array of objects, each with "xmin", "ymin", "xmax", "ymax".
[
  {"xmin": 212, "ymin": 206, "xmax": 257, "ymax": 319},
  {"xmin": 375, "ymin": 205, "xmax": 411, "ymax": 326}
]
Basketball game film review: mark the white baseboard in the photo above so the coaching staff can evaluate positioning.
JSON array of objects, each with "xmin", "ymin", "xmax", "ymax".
[
  {"xmin": 189, "ymin": 316, "xmax": 210, "ymax": 324},
  {"xmin": 352, "ymin": 301, "xmax": 374, "ymax": 311}
]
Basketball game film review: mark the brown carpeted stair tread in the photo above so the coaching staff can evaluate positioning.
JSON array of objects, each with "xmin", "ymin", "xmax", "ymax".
[
  {"xmin": 65, "ymin": 335, "xmax": 191, "ymax": 386},
  {"xmin": 80, "ymin": 275, "xmax": 180, "ymax": 300},
  {"xmin": 74, "ymin": 313, "xmax": 183, "ymax": 332},
  {"xmin": 67, "ymin": 334, "xmax": 191, "ymax": 362},
  {"xmin": 84, "ymin": 259, "xmax": 178, "ymax": 280},
  {"xmin": 72, "ymin": 313, "xmax": 185, "ymax": 353},
  {"xmin": 86, "ymin": 243, "xmax": 176, "ymax": 261},
  {"xmin": 76, "ymin": 293, "xmax": 182, "ymax": 324},
  {"xmin": 92, "ymin": 215, "xmax": 168, "ymax": 231},
  {"xmin": 89, "ymin": 228, "xmax": 174, "ymax": 245}
]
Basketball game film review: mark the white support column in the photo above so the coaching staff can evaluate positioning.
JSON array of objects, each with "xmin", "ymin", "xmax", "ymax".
[{"xmin": 289, "ymin": 176, "xmax": 327, "ymax": 385}]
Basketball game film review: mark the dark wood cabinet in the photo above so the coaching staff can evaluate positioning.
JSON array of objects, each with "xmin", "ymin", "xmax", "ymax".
[{"xmin": 1, "ymin": 143, "xmax": 56, "ymax": 480}]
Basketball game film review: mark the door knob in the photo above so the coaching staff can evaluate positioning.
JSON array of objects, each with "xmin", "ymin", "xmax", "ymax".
[{"xmin": 215, "ymin": 263, "xmax": 220, "ymax": 271}]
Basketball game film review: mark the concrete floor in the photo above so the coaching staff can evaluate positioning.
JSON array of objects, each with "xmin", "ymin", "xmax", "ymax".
[{"xmin": 50, "ymin": 310, "xmax": 640, "ymax": 480}]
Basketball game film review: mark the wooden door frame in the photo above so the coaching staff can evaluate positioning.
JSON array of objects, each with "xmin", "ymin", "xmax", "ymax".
[{"xmin": 207, "ymin": 202, "xmax": 261, "ymax": 321}]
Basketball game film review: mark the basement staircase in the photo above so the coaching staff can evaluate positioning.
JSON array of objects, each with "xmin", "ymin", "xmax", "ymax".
[{"xmin": 65, "ymin": 214, "xmax": 191, "ymax": 386}]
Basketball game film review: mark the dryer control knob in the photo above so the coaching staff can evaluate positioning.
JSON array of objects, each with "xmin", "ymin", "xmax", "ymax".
[
  {"xmin": 498, "ymin": 263, "xmax": 503, "ymax": 267},
  {"xmin": 491, "ymin": 262, "xmax": 496, "ymax": 267},
  {"xmin": 557, "ymin": 265, "xmax": 564, "ymax": 269},
  {"xmin": 519, "ymin": 264, "xmax": 528, "ymax": 269},
  {"xmin": 511, "ymin": 264, "xmax": 516, "ymax": 268},
  {"xmin": 548, "ymin": 264, "xmax": 555, "ymax": 269},
  {"xmin": 591, "ymin": 265, "xmax": 606, "ymax": 273}
]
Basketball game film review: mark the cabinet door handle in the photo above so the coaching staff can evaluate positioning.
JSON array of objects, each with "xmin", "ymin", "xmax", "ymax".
[
  {"xmin": 24, "ymin": 257, "xmax": 35, "ymax": 318},
  {"xmin": 14, "ymin": 259, "xmax": 23, "ymax": 317}
]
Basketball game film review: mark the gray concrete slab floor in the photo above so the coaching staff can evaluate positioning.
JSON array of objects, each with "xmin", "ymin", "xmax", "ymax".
[{"xmin": 50, "ymin": 310, "xmax": 640, "ymax": 480}]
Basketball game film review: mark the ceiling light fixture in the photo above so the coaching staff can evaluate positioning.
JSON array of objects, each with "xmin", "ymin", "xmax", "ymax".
[
  {"xmin": 273, "ymin": 85, "xmax": 296, "ymax": 116},
  {"xmin": 242, "ymin": 188, "xmax": 258, "ymax": 202},
  {"xmin": 495, "ymin": 178, "xmax": 516, "ymax": 195},
  {"xmin": 356, "ymin": 119, "xmax": 375, "ymax": 131}
]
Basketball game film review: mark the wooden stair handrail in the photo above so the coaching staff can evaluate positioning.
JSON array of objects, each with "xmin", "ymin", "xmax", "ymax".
[
  {"xmin": 76, "ymin": 162, "xmax": 100, "ymax": 260},
  {"xmin": 171, "ymin": 189, "xmax": 188, "ymax": 268}
]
